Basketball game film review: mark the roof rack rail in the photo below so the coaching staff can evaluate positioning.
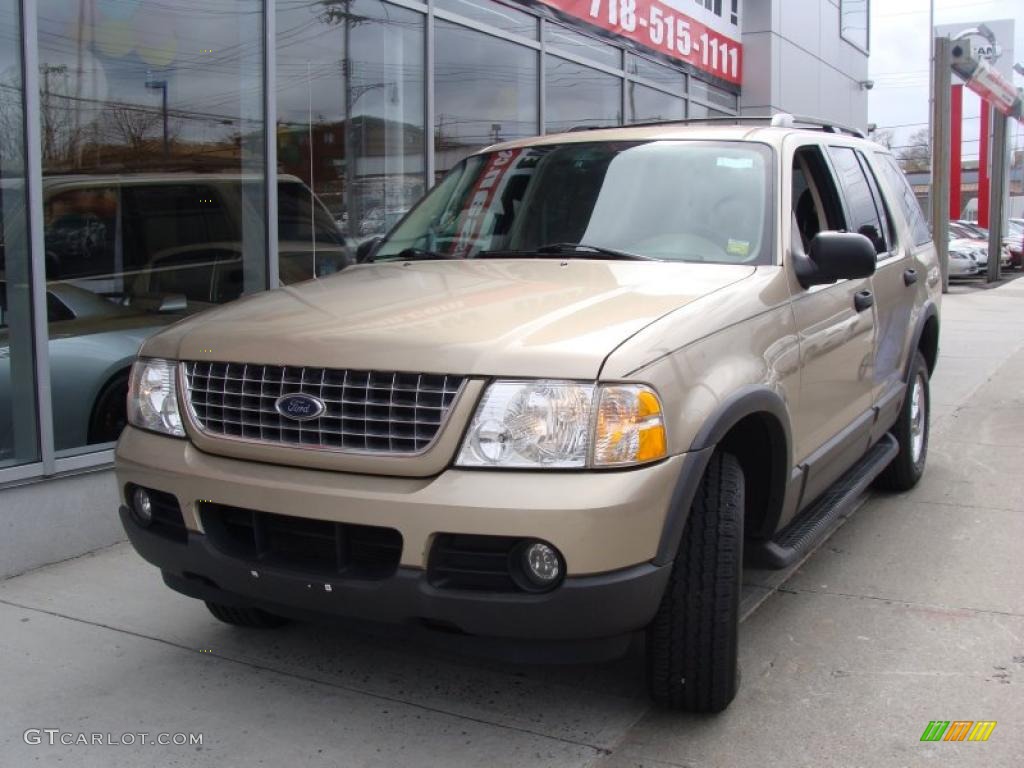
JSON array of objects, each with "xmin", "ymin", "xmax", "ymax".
[{"xmin": 567, "ymin": 113, "xmax": 867, "ymax": 139}]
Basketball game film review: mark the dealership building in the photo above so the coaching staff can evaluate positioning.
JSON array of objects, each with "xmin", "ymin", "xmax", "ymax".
[{"xmin": 0, "ymin": 0, "xmax": 869, "ymax": 575}]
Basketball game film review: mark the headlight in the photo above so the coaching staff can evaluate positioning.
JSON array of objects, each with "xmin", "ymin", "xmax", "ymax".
[
  {"xmin": 455, "ymin": 380, "xmax": 666, "ymax": 469},
  {"xmin": 950, "ymin": 251, "xmax": 968, "ymax": 260},
  {"xmin": 127, "ymin": 358, "xmax": 185, "ymax": 437}
]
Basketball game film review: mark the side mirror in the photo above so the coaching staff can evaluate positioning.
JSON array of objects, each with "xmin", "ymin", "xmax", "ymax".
[
  {"xmin": 795, "ymin": 231, "xmax": 876, "ymax": 288},
  {"xmin": 356, "ymin": 236, "xmax": 382, "ymax": 263}
]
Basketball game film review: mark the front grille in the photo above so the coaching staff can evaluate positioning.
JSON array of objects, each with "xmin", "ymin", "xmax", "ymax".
[
  {"xmin": 199, "ymin": 502, "xmax": 402, "ymax": 580},
  {"xmin": 183, "ymin": 362, "xmax": 464, "ymax": 454}
]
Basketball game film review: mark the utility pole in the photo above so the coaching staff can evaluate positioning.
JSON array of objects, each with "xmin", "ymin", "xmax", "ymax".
[{"xmin": 145, "ymin": 70, "xmax": 169, "ymax": 158}]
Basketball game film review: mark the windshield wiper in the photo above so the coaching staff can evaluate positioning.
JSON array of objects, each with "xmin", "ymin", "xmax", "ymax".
[
  {"xmin": 477, "ymin": 242, "xmax": 657, "ymax": 261},
  {"xmin": 370, "ymin": 247, "xmax": 453, "ymax": 262}
]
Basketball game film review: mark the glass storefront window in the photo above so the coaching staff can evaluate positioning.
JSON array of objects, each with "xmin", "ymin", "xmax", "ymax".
[
  {"xmin": 626, "ymin": 54, "xmax": 685, "ymax": 92},
  {"xmin": 628, "ymin": 84, "xmax": 684, "ymax": 123},
  {"xmin": 690, "ymin": 78, "xmax": 739, "ymax": 111},
  {"xmin": 840, "ymin": 0, "xmax": 869, "ymax": 52},
  {"xmin": 435, "ymin": 22, "xmax": 538, "ymax": 176},
  {"xmin": 688, "ymin": 102, "xmax": 732, "ymax": 118},
  {"xmin": 0, "ymin": 0, "xmax": 39, "ymax": 468},
  {"xmin": 277, "ymin": 0, "xmax": 424, "ymax": 247},
  {"xmin": 36, "ymin": 0, "xmax": 267, "ymax": 455},
  {"xmin": 435, "ymin": 0, "xmax": 538, "ymax": 39},
  {"xmin": 545, "ymin": 56, "xmax": 621, "ymax": 133},
  {"xmin": 544, "ymin": 23, "xmax": 621, "ymax": 69}
]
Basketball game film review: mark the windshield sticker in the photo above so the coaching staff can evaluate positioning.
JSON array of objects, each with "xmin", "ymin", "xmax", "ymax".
[
  {"xmin": 717, "ymin": 157, "xmax": 754, "ymax": 169},
  {"xmin": 727, "ymin": 238, "xmax": 750, "ymax": 257}
]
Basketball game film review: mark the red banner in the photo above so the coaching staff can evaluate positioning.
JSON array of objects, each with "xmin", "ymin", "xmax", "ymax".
[{"xmin": 538, "ymin": 0, "xmax": 742, "ymax": 85}]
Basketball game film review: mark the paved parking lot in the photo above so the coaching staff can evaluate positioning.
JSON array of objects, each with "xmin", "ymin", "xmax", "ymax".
[{"xmin": 2, "ymin": 278, "xmax": 1023, "ymax": 767}]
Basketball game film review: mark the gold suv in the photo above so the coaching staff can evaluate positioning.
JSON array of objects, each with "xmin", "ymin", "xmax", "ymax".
[{"xmin": 116, "ymin": 115, "xmax": 940, "ymax": 713}]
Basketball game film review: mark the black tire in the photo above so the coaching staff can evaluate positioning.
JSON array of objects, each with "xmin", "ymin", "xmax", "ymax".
[
  {"xmin": 875, "ymin": 350, "xmax": 930, "ymax": 492},
  {"xmin": 205, "ymin": 601, "xmax": 289, "ymax": 629},
  {"xmin": 646, "ymin": 451, "xmax": 743, "ymax": 713},
  {"xmin": 87, "ymin": 371, "xmax": 130, "ymax": 445}
]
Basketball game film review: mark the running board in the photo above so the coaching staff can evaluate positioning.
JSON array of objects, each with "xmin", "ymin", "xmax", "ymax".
[{"xmin": 747, "ymin": 433, "xmax": 899, "ymax": 570}]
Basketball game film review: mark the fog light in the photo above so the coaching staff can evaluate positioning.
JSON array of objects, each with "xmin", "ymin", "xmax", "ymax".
[
  {"xmin": 522, "ymin": 541, "xmax": 562, "ymax": 587},
  {"xmin": 132, "ymin": 487, "xmax": 153, "ymax": 526}
]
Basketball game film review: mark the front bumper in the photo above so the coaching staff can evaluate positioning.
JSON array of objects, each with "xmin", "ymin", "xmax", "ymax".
[
  {"xmin": 115, "ymin": 426, "xmax": 684, "ymax": 639},
  {"xmin": 120, "ymin": 505, "xmax": 669, "ymax": 639}
]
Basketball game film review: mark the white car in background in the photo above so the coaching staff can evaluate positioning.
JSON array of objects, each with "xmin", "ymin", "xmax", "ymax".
[{"xmin": 948, "ymin": 236, "xmax": 983, "ymax": 278}]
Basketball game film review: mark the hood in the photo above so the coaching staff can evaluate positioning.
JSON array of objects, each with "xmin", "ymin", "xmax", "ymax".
[{"xmin": 143, "ymin": 259, "xmax": 755, "ymax": 379}]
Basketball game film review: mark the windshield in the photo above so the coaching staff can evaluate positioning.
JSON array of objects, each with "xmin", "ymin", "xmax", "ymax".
[{"xmin": 374, "ymin": 141, "xmax": 772, "ymax": 264}]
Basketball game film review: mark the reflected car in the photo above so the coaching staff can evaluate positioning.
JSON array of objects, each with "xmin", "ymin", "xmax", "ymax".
[
  {"xmin": 126, "ymin": 240, "xmax": 352, "ymax": 312},
  {"xmin": 948, "ymin": 237, "xmax": 982, "ymax": 278},
  {"xmin": 0, "ymin": 280, "xmax": 181, "ymax": 458}
]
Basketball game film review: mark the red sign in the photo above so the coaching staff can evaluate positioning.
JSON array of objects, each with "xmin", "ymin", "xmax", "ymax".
[
  {"xmin": 538, "ymin": 0, "xmax": 742, "ymax": 85},
  {"xmin": 966, "ymin": 59, "xmax": 1021, "ymax": 119}
]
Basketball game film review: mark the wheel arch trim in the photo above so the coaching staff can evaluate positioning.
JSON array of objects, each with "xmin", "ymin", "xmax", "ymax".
[{"xmin": 653, "ymin": 387, "xmax": 793, "ymax": 566}]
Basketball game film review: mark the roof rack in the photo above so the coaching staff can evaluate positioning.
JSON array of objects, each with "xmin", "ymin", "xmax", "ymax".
[{"xmin": 568, "ymin": 113, "xmax": 867, "ymax": 139}]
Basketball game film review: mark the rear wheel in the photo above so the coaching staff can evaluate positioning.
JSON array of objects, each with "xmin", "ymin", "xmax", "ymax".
[
  {"xmin": 875, "ymin": 350, "xmax": 929, "ymax": 491},
  {"xmin": 205, "ymin": 601, "xmax": 289, "ymax": 629},
  {"xmin": 87, "ymin": 371, "xmax": 130, "ymax": 445},
  {"xmin": 646, "ymin": 452, "xmax": 743, "ymax": 713}
]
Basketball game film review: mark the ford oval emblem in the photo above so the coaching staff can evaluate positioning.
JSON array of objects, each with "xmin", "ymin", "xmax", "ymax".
[{"xmin": 274, "ymin": 393, "xmax": 325, "ymax": 421}]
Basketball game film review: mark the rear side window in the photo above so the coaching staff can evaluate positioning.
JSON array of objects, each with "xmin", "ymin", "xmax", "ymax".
[
  {"xmin": 827, "ymin": 146, "xmax": 887, "ymax": 255},
  {"xmin": 874, "ymin": 153, "xmax": 931, "ymax": 247}
]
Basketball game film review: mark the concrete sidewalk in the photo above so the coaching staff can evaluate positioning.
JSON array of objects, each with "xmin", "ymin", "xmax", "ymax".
[{"xmin": 2, "ymin": 279, "xmax": 1023, "ymax": 767}]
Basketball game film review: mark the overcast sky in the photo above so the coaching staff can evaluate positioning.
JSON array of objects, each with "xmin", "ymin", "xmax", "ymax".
[{"xmin": 868, "ymin": 0, "xmax": 1024, "ymax": 162}]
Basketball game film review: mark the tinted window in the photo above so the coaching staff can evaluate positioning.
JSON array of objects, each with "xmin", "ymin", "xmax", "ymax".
[
  {"xmin": 828, "ymin": 146, "xmax": 886, "ymax": 254},
  {"xmin": 46, "ymin": 293, "xmax": 75, "ymax": 323},
  {"xmin": 122, "ymin": 185, "xmax": 235, "ymax": 272},
  {"xmin": 855, "ymin": 152, "xmax": 894, "ymax": 255},
  {"xmin": 875, "ymin": 153, "xmax": 932, "ymax": 247}
]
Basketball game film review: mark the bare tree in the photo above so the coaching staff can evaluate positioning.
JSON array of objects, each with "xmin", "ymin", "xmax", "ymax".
[
  {"xmin": 895, "ymin": 127, "xmax": 930, "ymax": 172},
  {"xmin": 103, "ymin": 105, "xmax": 168, "ymax": 151},
  {"xmin": 870, "ymin": 128, "xmax": 894, "ymax": 150}
]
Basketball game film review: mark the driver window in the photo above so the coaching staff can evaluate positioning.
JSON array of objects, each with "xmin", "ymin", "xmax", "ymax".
[{"xmin": 791, "ymin": 146, "xmax": 846, "ymax": 254}]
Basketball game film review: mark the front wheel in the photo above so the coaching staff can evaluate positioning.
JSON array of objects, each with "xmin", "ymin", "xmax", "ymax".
[
  {"xmin": 646, "ymin": 451, "xmax": 743, "ymax": 713},
  {"xmin": 875, "ymin": 350, "xmax": 930, "ymax": 491}
]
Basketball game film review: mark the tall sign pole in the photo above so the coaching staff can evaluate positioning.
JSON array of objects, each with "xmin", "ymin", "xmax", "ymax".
[
  {"xmin": 931, "ymin": 36, "xmax": 952, "ymax": 293},
  {"xmin": 949, "ymin": 84, "xmax": 963, "ymax": 220},
  {"xmin": 986, "ymin": 114, "xmax": 1009, "ymax": 282},
  {"xmin": 950, "ymin": 35, "xmax": 1022, "ymax": 282},
  {"xmin": 978, "ymin": 104, "xmax": 991, "ymax": 228}
]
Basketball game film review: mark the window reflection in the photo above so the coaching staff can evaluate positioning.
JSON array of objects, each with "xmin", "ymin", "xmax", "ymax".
[
  {"xmin": 36, "ymin": 0, "xmax": 269, "ymax": 454},
  {"xmin": 277, "ymin": 0, "xmax": 425, "ymax": 246},
  {"xmin": 545, "ymin": 57, "xmax": 621, "ymax": 133},
  {"xmin": 0, "ymin": 0, "xmax": 40, "ymax": 468},
  {"xmin": 545, "ymin": 23, "xmax": 621, "ymax": 69},
  {"xmin": 435, "ymin": 21, "xmax": 538, "ymax": 176},
  {"xmin": 628, "ymin": 83, "xmax": 684, "ymax": 123},
  {"xmin": 435, "ymin": 0, "xmax": 537, "ymax": 39}
]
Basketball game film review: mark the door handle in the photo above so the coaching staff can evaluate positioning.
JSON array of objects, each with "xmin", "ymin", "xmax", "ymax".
[
  {"xmin": 854, "ymin": 290, "xmax": 874, "ymax": 312},
  {"xmin": 903, "ymin": 268, "xmax": 918, "ymax": 286}
]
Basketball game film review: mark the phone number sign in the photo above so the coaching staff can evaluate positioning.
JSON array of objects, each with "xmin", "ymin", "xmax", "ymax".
[{"xmin": 538, "ymin": 0, "xmax": 742, "ymax": 85}]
